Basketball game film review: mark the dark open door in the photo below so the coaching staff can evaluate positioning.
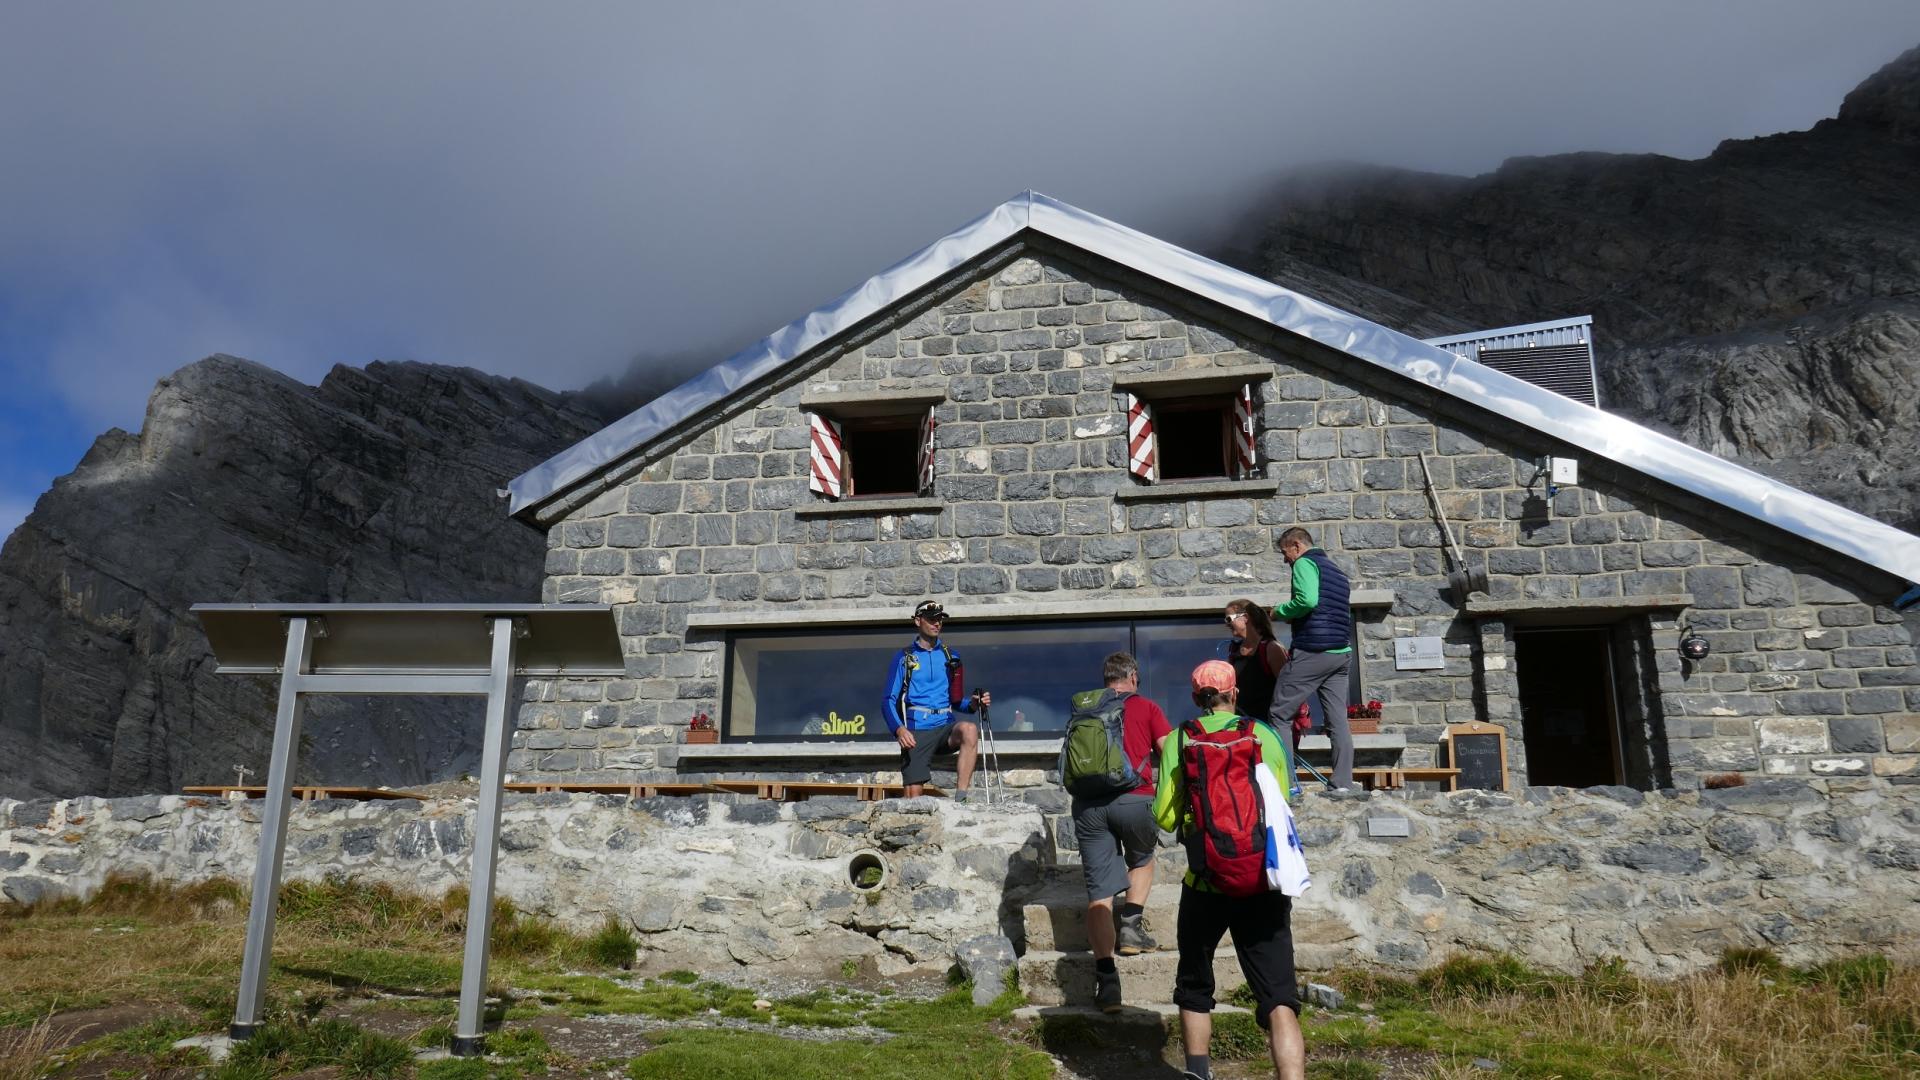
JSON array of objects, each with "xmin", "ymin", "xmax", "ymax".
[{"xmin": 1514, "ymin": 626, "xmax": 1623, "ymax": 788}]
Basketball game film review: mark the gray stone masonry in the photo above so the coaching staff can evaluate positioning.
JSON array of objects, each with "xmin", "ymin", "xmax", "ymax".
[
  {"xmin": 527, "ymin": 250, "xmax": 1919, "ymax": 791},
  {"xmin": 5, "ymin": 785, "xmax": 1918, "ymax": 980}
]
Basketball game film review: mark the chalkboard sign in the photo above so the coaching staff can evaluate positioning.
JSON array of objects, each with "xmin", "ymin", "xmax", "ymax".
[{"xmin": 1444, "ymin": 723, "xmax": 1509, "ymax": 791}]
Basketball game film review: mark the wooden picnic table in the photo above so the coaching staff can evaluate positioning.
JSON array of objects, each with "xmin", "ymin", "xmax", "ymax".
[{"xmin": 183, "ymin": 785, "xmax": 426, "ymax": 802}]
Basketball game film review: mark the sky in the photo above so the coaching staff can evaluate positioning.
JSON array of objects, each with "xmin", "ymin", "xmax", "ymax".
[{"xmin": 4, "ymin": 2, "xmax": 1920, "ymax": 542}]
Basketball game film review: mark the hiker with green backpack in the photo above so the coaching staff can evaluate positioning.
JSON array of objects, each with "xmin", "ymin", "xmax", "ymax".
[{"xmin": 1058, "ymin": 651, "xmax": 1172, "ymax": 1012}]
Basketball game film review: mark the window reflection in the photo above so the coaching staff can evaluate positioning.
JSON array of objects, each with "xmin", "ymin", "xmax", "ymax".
[
  {"xmin": 722, "ymin": 613, "xmax": 1360, "ymax": 742},
  {"xmin": 728, "ymin": 621, "xmax": 1126, "ymax": 741}
]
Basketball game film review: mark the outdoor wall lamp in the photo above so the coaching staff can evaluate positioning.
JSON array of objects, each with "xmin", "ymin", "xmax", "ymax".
[{"xmin": 1679, "ymin": 634, "xmax": 1711, "ymax": 662}]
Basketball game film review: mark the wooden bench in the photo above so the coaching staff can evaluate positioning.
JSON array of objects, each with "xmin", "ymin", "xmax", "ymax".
[
  {"xmin": 504, "ymin": 782, "xmax": 714, "ymax": 798},
  {"xmin": 1292, "ymin": 767, "xmax": 1462, "ymax": 792},
  {"xmin": 707, "ymin": 780, "xmax": 945, "ymax": 802},
  {"xmin": 183, "ymin": 785, "xmax": 425, "ymax": 802}
]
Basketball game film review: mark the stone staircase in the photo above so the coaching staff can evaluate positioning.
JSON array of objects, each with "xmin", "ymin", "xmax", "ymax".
[{"xmin": 1013, "ymin": 813, "xmax": 1250, "ymax": 1009}]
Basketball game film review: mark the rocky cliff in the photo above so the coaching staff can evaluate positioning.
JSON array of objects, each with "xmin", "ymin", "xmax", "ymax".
[
  {"xmin": 0, "ymin": 357, "xmax": 610, "ymax": 798},
  {"xmin": 1226, "ymin": 45, "xmax": 1920, "ymax": 531}
]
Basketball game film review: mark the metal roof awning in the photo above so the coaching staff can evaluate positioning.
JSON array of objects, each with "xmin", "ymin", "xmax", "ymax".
[
  {"xmin": 193, "ymin": 603, "xmax": 626, "ymax": 677},
  {"xmin": 192, "ymin": 603, "xmax": 621, "ymax": 1058}
]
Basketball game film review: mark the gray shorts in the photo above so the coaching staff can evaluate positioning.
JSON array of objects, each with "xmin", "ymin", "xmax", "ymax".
[
  {"xmin": 899, "ymin": 720, "xmax": 970, "ymax": 785},
  {"xmin": 1071, "ymin": 792, "xmax": 1158, "ymax": 901}
]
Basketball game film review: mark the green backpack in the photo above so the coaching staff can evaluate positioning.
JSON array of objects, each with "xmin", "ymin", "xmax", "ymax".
[{"xmin": 1058, "ymin": 688, "xmax": 1148, "ymax": 798}]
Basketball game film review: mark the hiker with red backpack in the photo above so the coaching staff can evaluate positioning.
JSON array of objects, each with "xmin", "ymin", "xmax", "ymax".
[
  {"xmin": 1150, "ymin": 660, "xmax": 1307, "ymax": 1080},
  {"xmin": 1058, "ymin": 652, "xmax": 1172, "ymax": 1012}
]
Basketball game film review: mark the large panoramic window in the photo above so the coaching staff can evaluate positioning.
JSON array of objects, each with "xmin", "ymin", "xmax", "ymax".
[{"xmin": 724, "ymin": 614, "xmax": 1316, "ymax": 742}]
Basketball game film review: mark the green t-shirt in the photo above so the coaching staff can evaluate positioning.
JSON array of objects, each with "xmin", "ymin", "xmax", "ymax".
[{"xmin": 1151, "ymin": 711, "xmax": 1293, "ymax": 890}]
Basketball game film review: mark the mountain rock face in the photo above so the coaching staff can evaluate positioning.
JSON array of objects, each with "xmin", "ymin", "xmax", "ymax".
[
  {"xmin": 1231, "ymin": 45, "xmax": 1920, "ymax": 531},
  {"xmin": 0, "ymin": 357, "xmax": 609, "ymax": 799}
]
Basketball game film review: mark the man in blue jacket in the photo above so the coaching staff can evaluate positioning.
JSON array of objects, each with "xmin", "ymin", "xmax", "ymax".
[
  {"xmin": 884, "ymin": 600, "xmax": 991, "ymax": 799},
  {"xmin": 1267, "ymin": 528, "xmax": 1356, "ymax": 790}
]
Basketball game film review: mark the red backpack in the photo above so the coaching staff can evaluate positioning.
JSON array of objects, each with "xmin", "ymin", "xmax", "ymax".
[{"xmin": 1178, "ymin": 716, "xmax": 1268, "ymax": 897}]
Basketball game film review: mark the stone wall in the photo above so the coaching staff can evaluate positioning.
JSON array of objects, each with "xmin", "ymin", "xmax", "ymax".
[
  {"xmin": 522, "ymin": 245, "xmax": 1920, "ymax": 789},
  {"xmin": 5, "ymin": 784, "xmax": 1917, "ymax": 979}
]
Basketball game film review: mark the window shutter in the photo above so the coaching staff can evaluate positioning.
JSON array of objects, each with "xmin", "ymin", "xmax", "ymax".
[
  {"xmin": 917, "ymin": 409, "xmax": 937, "ymax": 495},
  {"xmin": 1232, "ymin": 382, "xmax": 1257, "ymax": 479},
  {"xmin": 1126, "ymin": 393, "xmax": 1157, "ymax": 482},
  {"xmin": 807, "ymin": 412, "xmax": 845, "ymax": 498}
]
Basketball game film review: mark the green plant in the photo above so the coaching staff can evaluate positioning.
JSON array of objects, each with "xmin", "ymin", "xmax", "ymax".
[
  {"xmin": 839, "ymin": 958, "xmax": 860, "ymax": 979},
  {"xmin": 582, "ymin": 915, "xmax": 639, "ymax": 969},
  {"xmin": 1718, "ymin": 946, "xmax": 1786, "ymax": 978}
]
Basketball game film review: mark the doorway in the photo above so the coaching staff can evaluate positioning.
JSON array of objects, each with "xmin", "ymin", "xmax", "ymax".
[{"xmin": 1514, "ymin": 626, "xmax": 1624, "ymax": 788}]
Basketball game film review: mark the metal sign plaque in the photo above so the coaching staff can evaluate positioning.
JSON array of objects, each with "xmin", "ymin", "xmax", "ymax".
[
  {"xmin": 1367, "ymin": 816, "xmax": 1411, "ymax": 838},
  {"xmin": 1394, "ymin": 636, "xmax": 1445, "ymax": 670}
]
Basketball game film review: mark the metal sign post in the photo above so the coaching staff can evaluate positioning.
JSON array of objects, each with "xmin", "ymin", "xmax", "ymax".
[{"xmin": 193, "ymin": 603, "xmax": 623, "ymax": 1056}]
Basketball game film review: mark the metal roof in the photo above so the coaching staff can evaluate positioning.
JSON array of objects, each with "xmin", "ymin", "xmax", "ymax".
[
  {"xmin": 1425, "ymin": 316, "xmax": 1600, "ymax": 407},
  {"xmin": 508, "ymin": 192, "xmax": 1920, "ymax": 587}
]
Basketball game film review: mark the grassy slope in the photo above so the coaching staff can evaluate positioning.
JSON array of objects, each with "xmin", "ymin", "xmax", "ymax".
[{"xmin": 2, "ymin": 877, "xmax": 1916, "ymax": 1079}]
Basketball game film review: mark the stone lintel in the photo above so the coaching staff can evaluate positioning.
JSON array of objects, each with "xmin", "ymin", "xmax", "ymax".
[
  {"xmin": 686, "ymin": 590, "xmax": 1395, "ymax": 630},
  {"xmin": 799, "ymin": 388, "xmax": 947, "ymax": 417},
  {"xmin": 1463, "ymin": 593, "xmax": 1695, "ymax": 624},
  {"xmin": 793, "ymin": 496, "xmax": 944, "ymax": 519},
  {"xmin": 1113, "ymin": 477, "xmax": 1281, "ymax": 502},
  {"xmin": 1112, "ymin": 367, "xmax": 1275, "ymax": 395}
]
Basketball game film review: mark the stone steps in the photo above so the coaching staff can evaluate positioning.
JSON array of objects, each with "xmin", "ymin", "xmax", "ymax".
[
  {"xmin": 1020, "ymin": 895, "xmax": 1183, "ymax": 953},
  {"xmin": 1017, "ymin": 948, "xmax": 1246, "ymax": 1008}
]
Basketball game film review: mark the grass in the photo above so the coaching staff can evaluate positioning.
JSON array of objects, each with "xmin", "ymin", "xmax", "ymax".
[
  {"xmin": 7, "ymin": 876, "xmax": 1920, "ymax": 1078},
  {"xmin": 627, "ymin": 986, "xmax": 1052, "ymax": 1080}
]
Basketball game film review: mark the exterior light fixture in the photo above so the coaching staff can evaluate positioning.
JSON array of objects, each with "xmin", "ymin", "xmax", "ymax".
[{"xmin": 1679, "ymin": 634, "xmax": 1711, "ymax": 662}]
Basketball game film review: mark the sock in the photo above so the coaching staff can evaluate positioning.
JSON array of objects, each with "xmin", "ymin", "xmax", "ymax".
[
  {"xmin": 1095, "ymin": 957, "xmax": 1117, "ymax": 974},
  {"xmin": 1185, "ymin": 1053, "xmax": 1210, "ymax": 1078},
  {"xmin": 1118, "ymin": 902, "xmax": 1144, "ymax": 920}
]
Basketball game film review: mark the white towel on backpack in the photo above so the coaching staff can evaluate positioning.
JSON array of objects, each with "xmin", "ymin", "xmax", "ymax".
[{"xmin": 1254, "ymin": 762, "xmax": 1312, "ymax": 897}]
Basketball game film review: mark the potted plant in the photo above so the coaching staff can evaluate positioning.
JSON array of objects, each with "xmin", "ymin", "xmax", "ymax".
[
  {"xmin": 683, "ymin": 711, "xmax": 718, "ymax": 744},
  {"xmin": 1347, "ymin": 700, "xmax": 1383, "ymax": 734}
]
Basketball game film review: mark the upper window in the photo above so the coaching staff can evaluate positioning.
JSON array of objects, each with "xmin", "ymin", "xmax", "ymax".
[
  {"xmin": 1125, "ymin": 382, "xmax": 1257, "ymax": 484},
  {"xmin": 807, "ymin": 407, "xmax": 935, "ymax": 499}
]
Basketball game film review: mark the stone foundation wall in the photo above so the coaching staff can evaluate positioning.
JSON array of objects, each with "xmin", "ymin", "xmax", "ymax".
[{"xmin": 6, "ymin": 782, "xmax": 1918, "ymax": 980}]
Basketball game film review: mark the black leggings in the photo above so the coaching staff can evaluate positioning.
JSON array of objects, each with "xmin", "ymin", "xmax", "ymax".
[{"xmin": 1172, "ymin": 884, "xmax": 1300, "ymax": 1028}]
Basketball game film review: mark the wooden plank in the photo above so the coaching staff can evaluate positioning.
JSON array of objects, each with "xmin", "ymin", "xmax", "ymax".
[
  {"xmin": 183, "ymin": 785, "xmax": 426, "ymax": 801},
  {"xmin": 1396, "ymin": 768, "xmax": 1462, "ymax": 786}
]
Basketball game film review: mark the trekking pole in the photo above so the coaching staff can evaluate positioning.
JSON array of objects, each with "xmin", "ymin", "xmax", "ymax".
[{"xmin": 974, "ymin": 690, "xmax": 1000, "ymax": 804}]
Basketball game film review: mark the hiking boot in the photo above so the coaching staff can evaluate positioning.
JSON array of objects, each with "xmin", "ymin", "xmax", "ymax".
[
  {"xmin": 1094, "ymin": 968, "xmax": 1123, "ymax": 1013},
  {"xmin": 952, "ymin": 787, "xmax": 973, "ymax": 804},
  {"xmin": 1115, "ymin": 913, "xmax": 1157, "ymax": 955}
]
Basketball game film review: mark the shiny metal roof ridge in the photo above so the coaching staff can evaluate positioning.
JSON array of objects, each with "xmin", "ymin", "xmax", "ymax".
[{"xmin": 508, "ymin": 191, "xmax": 1920, "ymax": 587}]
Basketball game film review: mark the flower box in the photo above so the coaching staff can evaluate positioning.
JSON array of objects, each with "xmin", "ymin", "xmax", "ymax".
[{"xmin": 682, "ymin": 729, "xmax": 719, "ymax": 745}]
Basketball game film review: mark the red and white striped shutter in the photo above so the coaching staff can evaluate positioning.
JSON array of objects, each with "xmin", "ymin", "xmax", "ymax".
[
  {"xmin": 1232, "ymin": 382, "xmax": 1257, "ymax": 479},
  {"xmin": 1126, "ymin": 393, "xmax": 1157, "ymax": 482},
  {"xmin": 917, "ymin": 409, "xmax": 937, "ymax": 494},
  {"xmin": 807, "ymin": 412, "xmax": 844, "ymax": 498}
]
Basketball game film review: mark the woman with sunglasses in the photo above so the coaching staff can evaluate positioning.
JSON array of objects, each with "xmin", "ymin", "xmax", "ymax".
[{"xmin": 1222, "ymin": 599, "xmax": 1287, "ymax": 735}]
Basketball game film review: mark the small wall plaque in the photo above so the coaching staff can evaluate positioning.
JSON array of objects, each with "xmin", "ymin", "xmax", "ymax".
[
  {"xmin": 1367, "ymin": 816, "xmax": 1411, "ymax": 838},
  {"xmin": 1394, "ymin": 636, "xmax": 1445, "ymax": 670}
]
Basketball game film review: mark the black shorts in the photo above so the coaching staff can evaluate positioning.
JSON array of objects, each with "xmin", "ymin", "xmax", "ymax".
[
  {"xmin": 898, "ymin": 720, "xmax": 971, "ymax": 785},
  {"xmin": 1173, "ymin": 884, "xmax": 1300, "ymax": 1027}
]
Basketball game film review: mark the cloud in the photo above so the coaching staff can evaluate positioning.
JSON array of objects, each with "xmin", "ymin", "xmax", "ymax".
[{"xmin": 1, "ymin": 0, "xmax": 1917, "ymax": 449}]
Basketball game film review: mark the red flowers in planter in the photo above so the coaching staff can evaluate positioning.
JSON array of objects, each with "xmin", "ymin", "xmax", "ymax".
[
  {"xmin": 688, "ymin": 712, "xmax": 714, "ymax": 731},
  {"xmin": 1347, "ymin": 700, "xmax": 1384, "ymax": 720}
]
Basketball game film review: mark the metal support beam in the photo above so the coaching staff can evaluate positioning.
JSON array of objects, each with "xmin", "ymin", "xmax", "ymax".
[
  {"xmin": 231, "ymin": 616, "xmax": 315, "ymax": 1039},
  {"xmin": 452, "ymin": 617, "xmax": 521, "ymax": 1056},
  {"xmin": 287, "ymin": 673, "xmax": 495, "ymax": 696}
]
